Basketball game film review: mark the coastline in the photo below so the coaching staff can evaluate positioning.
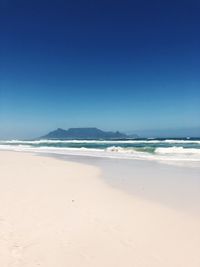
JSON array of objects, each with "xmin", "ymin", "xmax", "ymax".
[
  {"xmin": 38, "ymin": 152, "xmax": 200, "ymax": 215},
  {"xmin": 0, "ymin": 151, "xmax": 200, "ymax": 266}
]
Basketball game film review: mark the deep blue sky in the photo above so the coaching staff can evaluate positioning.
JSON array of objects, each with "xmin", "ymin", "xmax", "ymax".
[{"xmin": 0, "ymin": 0, "xmax": 200, "ymax": 138}]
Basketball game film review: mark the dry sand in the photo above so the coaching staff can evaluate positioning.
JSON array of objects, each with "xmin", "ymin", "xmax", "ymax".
[{"xmin": 0, "ymin": 151, "xmax": 200, "ymax": 267}]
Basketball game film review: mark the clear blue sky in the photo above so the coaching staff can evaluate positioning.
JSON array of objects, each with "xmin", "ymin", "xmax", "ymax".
[{"xmin": 0, "ymin": 0, "xmax": 200, "ymax": 138}]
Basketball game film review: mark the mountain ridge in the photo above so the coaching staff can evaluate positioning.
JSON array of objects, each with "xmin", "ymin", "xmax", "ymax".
[{"xmin": 39, "ymin": 127, "xmax": 138, "ymax": 140}]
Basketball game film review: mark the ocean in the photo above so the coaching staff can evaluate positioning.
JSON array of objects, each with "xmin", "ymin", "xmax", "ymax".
[{"xmin": 0, "ymin": 138, "xmax": 200, "ymax": 165}]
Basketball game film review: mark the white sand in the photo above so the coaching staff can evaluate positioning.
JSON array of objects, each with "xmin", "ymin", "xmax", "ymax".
[{"xmin": 0, "ymin": 151, "xmax": 200, "ymax": 267}]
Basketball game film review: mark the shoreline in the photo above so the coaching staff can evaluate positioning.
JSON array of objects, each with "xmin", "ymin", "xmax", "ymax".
[
  {"xmin": 1, "ymin": 141, "xmax": 200, "ymax": 168},
  {"xmin": 0, "ymin": 151, "xmax": 200, "ymax": 266},
  {"xmin": 37, "ymin": 152, "xmax": 200, "ymax": 216}
]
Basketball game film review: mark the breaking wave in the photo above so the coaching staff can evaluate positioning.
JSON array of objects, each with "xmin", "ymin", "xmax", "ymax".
[
  {"xmin": 1, "ymin": 141, "xmax": 200, "ymax": 166},
  {"xmin": 155, "ymin": 147, "xmax": 200, "ymax": 155},
  {"xmin": 1, "ymin": 139, "xmax": 200, "ymax": 145}
]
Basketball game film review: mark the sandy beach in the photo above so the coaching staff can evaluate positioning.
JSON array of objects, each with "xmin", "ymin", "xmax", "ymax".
[{"xmin": 0, "ymin": 151, "xmax": 200, "ymax": 267}]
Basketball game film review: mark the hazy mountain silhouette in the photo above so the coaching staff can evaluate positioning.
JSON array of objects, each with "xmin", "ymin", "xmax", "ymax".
[{"xmin": 40, "ymin": 127, "xmax": 134, "ymax": 140}]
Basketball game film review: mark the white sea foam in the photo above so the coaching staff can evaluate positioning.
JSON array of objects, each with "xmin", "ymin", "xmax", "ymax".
[
  {"xmin": 1, "ymin": 139, "xmax": 200, "ymax": 144},
  {"xmin": 1, "ymin": 144, "xmax": 200, "ymax": 166},
  {"xmin": 106, "ymin": 146, "xmax": 135, "ymax": 153},
  {"xmin": 163, "ymin": 140, "xmax": 200, "ymax": 144},
  {"xmin": 155, "ymin": 147, "xmax": 200, "ymax": 155},
  {"xmin": 0, "ymin": 144, "xmax": 152, "ymax": 160}
]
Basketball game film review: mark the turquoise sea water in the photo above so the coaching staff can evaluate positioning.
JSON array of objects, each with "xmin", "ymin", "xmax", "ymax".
[{"xmin": 0, "ymin": 138, "xmax": 200, "ymax": 164}]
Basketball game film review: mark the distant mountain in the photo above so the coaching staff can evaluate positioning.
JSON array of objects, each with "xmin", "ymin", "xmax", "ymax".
[{"xmin": 40, "ymin": 127, "xmax": 130, "ymax": 140}]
